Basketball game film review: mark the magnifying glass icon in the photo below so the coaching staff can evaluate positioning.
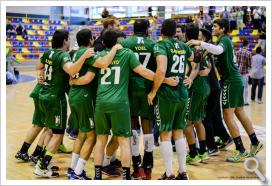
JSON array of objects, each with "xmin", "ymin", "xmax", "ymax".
[{"xmin": 244, "ymin": 157, "xmax": 266, "ymax": 182}]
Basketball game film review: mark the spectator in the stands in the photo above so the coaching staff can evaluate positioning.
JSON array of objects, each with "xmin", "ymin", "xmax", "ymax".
[
  {"xmin": 236, "ymin": 7, "xmax": 244, "ymax": 30},
  {"xmin": 252, "ymin": 7, "xmax": 262, "ymax": 29},
  {"xmin": 6, "ymin": 20, "xmax": 17, "ymax": 36},
  {"xmin": 258, "ymin": 21, "xmax": 266, "ymax": 56},
  {"xmin": 16, "ymin": 24, "xmax": 28, "ymax": 39}
]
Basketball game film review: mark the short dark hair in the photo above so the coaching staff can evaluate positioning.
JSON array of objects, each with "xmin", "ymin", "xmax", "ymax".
[
  {"xmin": 52, "ymin": 29, "xmax": 69, "ymax": 49},
  {"xmin": 134, "ymin": 19, "xmax": 150, "ymax": 35},
  {"xmin": 161, "ymin": 19, "xmax": 176, "ymax": 37},
  {"xmin": 76, "ymin": 29, "xmax": 92, "ymax": 47},
  {"xmin": 116, "ymin": 31, "xmax": 126, "ymax": 38},
  {"xmin": 102, "ymin": 29, "xmax": 118, "ymax": 48},
  {"xmin": 256, "ymin": 46, "xmax": 262, "ymax": 54},
  {"xmin": 186, "ymin": 23, "xmax": 199, "ymax": 40},
  {"xmin": 243, "ymin": 39, "xmax": 249, "ymax": 47},
  {"xmin": 176, "ymin": 24, "xmax": 186, "ymax": 33},
  {"xmin": 213, "ymin": 18, "xmax": 230, "ymax": 34},
  {"xmin": 200, "ymin": 28, "xmax": 212, "ymax": 42}
]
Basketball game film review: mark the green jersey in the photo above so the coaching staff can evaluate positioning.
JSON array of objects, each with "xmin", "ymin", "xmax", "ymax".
[
  {"xmin": 39, "ymin": 49, "xmax": 70, "ymax": 100},
  {"xmin": 122, "ymin": 34, "xmax": 155, "ymax": 89},
  {"xmin": 69, "ymin": 47, "xmax": 98, "ymax": 99},
  {"xmin": 154, "ymin": 37, "xmax": 192, "ymax": 102},
  {"xmin": 190, "ymin": 48, "xmax": 210, "ymax": 94},
  {"xmin": 88, "ymin": 48, "xmax": 141, "ymax": 108},
  {"xmin": 214, "ymin": 35, "xmax": 242, "ymax": 83}
]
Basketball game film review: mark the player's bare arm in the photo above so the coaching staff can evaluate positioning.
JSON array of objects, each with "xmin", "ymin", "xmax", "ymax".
[
  {"xmin": 199, "ymin": 63, "xmax": 212, "ymax": 76},
  {"xmin": 69, "ymin": 71, "xmax": 95, "ymax": 86},
  {"xmin": 92, "ymin": 44, "xmax": 123, "ymax": 68},
  {"xmin": 63, "ymin": 48, "xmax": 95, "ymax": 76},
  {"xmin": 147, "ymin": 55, "xmax": 167, "ymax": 106},
  {"xmin": 36, "ymin": 61, "xmax": 45, "ymax": 84}
]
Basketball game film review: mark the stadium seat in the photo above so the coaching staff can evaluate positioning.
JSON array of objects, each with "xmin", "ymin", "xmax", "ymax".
[
  {"xmin": 232, "ymin": 36, "xmax": 240, "ymax": 43},
  {"xmin": 6, "ymin": 41, "xmax": 11, "ymax": 47},
  {"xmin": 230, "ymin": 29, "xmax": 239, "ymax": 36},
  {"xmin": 128, "ymin": 19, "xmax": 135, "ymax": 25},
  {"xmin": 22, "ymin": 47, "xmax": 30, "ymax": 53},
  {"xmin": 16, "ymin": 35, "xmax": 24, "ymax": 41},
  {"xmin": 15, "ymin": 54, "xmax": 25, "ymax": 61},
  {"xmin": 33, "ymin": 41, "xmax": 40, "ymax": 47},
  {"xmin": 250, "ymin": 29, "xmax": 258, "ymax": 36},
  {"xmin": 33, "ymin": 25, "xmax": 40, "ymax": 30},
  {"xmin": 37, "ymin": 30, "xmax": 45, "ymax": 36}
]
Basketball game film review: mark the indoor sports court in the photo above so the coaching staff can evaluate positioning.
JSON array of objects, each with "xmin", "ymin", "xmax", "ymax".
[{"xmin": 2, "ymin": 1, "xmax": 271, "ymax": 185}]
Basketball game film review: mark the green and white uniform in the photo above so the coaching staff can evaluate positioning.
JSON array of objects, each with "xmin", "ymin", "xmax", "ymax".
[
  {"xmin": 30, "ymin": 83, "xmax": 45, "ymax": 127},
  {"xmin": 39, "ymin": 49, "xmax": 70, "ymax": 130},
  {"xmin": 68, "ymin": 47, "xmax": 98, "ymax": 132},
  {"xmin": 154, "ymin": 38, "xmax": 192, "ymax": 131},
  {"xmin": 214, "ymin": 35, "xmax": 244, "ymax": 109},
  {"xmin": 88, "ymin": 48, "xmax": 141, "ymax": 137},
  {"xmin": 186, "ymin": 49, "xmax": 211, "ymax": 121},
  {"xmin": 122, "ymin": 34, "xmax": 155, "ymax": 120}
]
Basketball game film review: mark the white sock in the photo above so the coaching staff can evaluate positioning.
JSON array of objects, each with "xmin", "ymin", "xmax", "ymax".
[
  {"xmin": 111, "ymin": 151, "xmax": 116, "ymax": 162},
  {"xmin": 175, "ymin": 137, "xmax": 187, "ymax": 173},
  {"xmin": 143, "ymin": 134, "xmax": 154, "ymax": 152},
  {"xmin": 160, "ymin": 141, "xmax": 173, "ymax": 176},
  {"xmin": 194, "ymin": 128, "xmax": 200, "ymax": 149},
  {"xmin": 74, "ymin": 158, "xmax": 87, "ymax": 175},
  {"xmin": 130, "ymin": 130, "xmax": 140, "ymax": 156},
  {"xmin": 70, "ymin": 153, "xmax": 80, "ymax": 170},
  {"xmin": 102, "ymin": 154, "xmax": 112, "ymax": 167}
]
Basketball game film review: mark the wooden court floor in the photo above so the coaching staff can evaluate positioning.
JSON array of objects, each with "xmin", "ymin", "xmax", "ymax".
[{"xmin": 6, "ymin": 70, "xmax": 266, "ymax": 180}]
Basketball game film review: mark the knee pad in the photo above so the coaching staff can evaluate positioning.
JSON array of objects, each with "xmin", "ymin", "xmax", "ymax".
[{"xmin": 51, "ymin": 128, "xmax": 65, "ymax": 134}]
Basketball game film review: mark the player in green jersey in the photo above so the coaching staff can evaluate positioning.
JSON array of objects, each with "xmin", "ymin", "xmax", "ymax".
[
  {"xmin": 88, "ymin": 29, "xmax": 178, "ymax": 180},
  {"xmin": 121, "ymin": 19, "xmax": 156, "ymax": 179},
  {"xmin": 147, "ymin": 19, "xmax": 201, "ymax": 180},
  {"xmin": 34, "ymin": 29, "xmax": 118, "ymax": 178},
  {"xmin": 187, "ymin": 18, "xmax": 263, "ymax": 162},
  {"xmin": 184, "ymin": 23, "xmax": 211, "ymax": 165}
]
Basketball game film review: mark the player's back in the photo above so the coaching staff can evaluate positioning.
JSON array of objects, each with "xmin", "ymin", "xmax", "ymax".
[
  {"xmin": 122, "ymin": 34, "xmax": 155, "ymax": 89},
  {"xmin": 39, "ymin": 49, "xmax": 70, "ymax": 100},
  {"xmin": 154, "ymin": 37, "xmax": 192, "ymax": 102},
  {"xmin": 95, "ymin": 48, "xmax": 140, "ymax": 108}
]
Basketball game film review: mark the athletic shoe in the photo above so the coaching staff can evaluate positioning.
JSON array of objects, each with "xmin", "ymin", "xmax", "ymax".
[
  {"xmin": 175, "ymin": 172, "xmax": 189, "ymax": 180},
  {"xmin": 68, "ymin": 133, "xmax": 77, "ymax": 140},
  {"xmin": 226, "ymin": 150, "xmax": 249, "ymax": 163},
  {"xmin": 110, "ymin": 159, "xmax": 122, "ymax": 168},
  {"xmin": 15, "ymin": 151, "xmax": 29, "ymax": 162},
  {"xmin": 48, "ymin": 164, "xmax": 59, "ymax": 171},
  {"xmin": 218, "ymin": 138, "xmax": 233, "ymax": 151},
  {"xmin": 257, "ymin": 99, "xmax": 263, "ymax": 104},
  {"xmin": 186, "ymin": 154, "xmax": 201, "ymax": 165},
  {"xmin": 143, "ymin": 168, "xmax": 152, "ymax": 180},
  {"xmin": 208, "ymin": 148, "xmax": 220, "ymax": 156},
  {"xmin": 154, "ymin": 141, "xmax": 160, "ymax": 147},
  {"xmin": 67, "ymin": 168, "xmax": 74, "ymax": 179},
  {"xmin": 34, "ymin": 164, "xmax": 59, "ymax": 178},
  {"xmin": 199, "ymin": 152, "xmax": 210, "ymax": 162},
  {"xmin": 131, "ymin": 166, "xmax": 145, "ymax": 180},
  {"xmin": 29, "ymin": 155, "xmax": 39, "ymax": 164},
  {"xmin": 158, "ymin": 172, "xmax": 175, "ymax": 180},
  {"xmin": 69, "ymin": 170, "xmax": 92, "ymax": 180},
  {"xmin": 249, "ymin": 142, "xmax": 264, "ymax": 157},
  {"xmin": 58, "ymin": 144, "xmax": 72, "ymax": 153},
  {"xmin": 101, "ymin": 165, "xmax": 121, "ymax": 177}
]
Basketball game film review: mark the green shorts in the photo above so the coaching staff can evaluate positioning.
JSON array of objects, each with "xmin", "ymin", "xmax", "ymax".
[
  {"xmin": 95, "ymin": 102, "xmax": 131, "ymax": 137},
  {"xmin": 154, "ymin": 98, "xmax": 187, "ymax": 131},
  {"xmin": 222, "ymin": 82, "xmax": 244, "ymax": 109},
  {"xmin": 186, "ymin": 91, "xmax": 210, "ymax": 122},
  {"xmin": 69, "ymin": 98, "xmax": 95, "ymax": 132},
  {"xmin": 32, "ymin": 98, "xmax": 45, "ymax": 127},
  {"xmin": 39, "ymin": 96, "xmax": 67, "ymax": 130},
  {"xmin": 129, "ymin": 87, "xmax": 154, "ymax": 120}
]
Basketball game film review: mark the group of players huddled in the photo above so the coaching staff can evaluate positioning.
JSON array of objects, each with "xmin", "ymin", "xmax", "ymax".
[{"xmin": 14, "ymin": 15, "xmax": 263, "ymax": 180}]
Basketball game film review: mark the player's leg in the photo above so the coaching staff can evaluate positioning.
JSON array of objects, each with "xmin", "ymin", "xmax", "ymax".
[
  {"xmin": 93, "ymin": 110, "xmax": 110, "ymax": 180},
  {"xmin": 155, "ymin": 99, "xmax": 175, "ymax": 180},
  {"xmin": 117, "ymin": 136, "xmax": 132, "ymax": 180},
  {"xmin": 34, "ymin": 97, "xmax": 67, "ymax": 178},
  {"xmin": 102, "ymin": 135, "xmax": 121, "ymax": 177},
  {"xmin": 15, "ymin": 97, "xmax": 44, "ymax": 161},
  {"xmin": 194, "ymin": 120, "xmax": 209, "ymax": 162},
  {"xmin": 234, "ymin": 107, "xmax": 263, "ymax": 156}
]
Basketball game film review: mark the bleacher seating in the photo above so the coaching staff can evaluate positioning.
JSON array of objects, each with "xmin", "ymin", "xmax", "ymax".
[
  {"xmin": 6, "ymin": 16, "xmax": 69, "ymax": 61},
  {"xmin": 7, "ymin": 15, "xmax": 261, "ymax": 62}
]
